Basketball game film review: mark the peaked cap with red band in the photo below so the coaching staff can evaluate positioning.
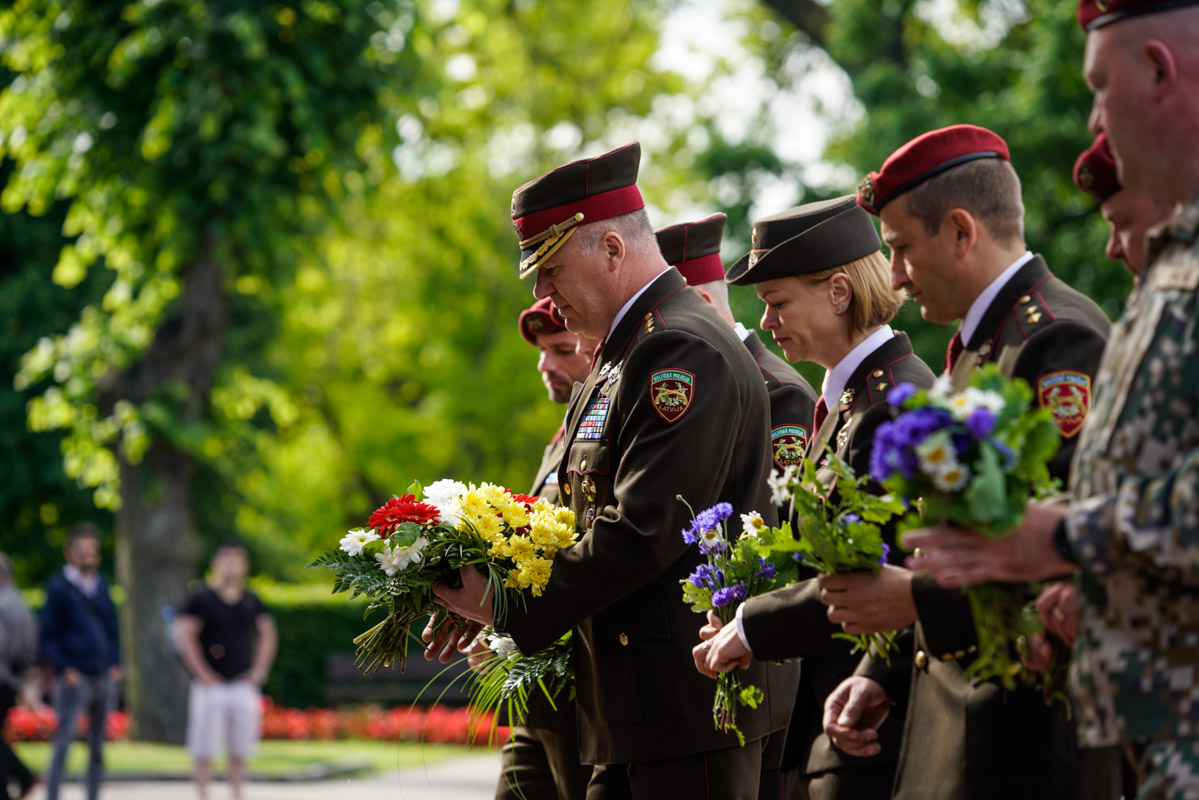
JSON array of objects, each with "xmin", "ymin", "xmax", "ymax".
[
  {"xmin": 726, "ymin": 196, "xmax": 880, "ymax": 286},
  {"xmin": 655, "ymin": 213, "xmax": 727, "ymax": 286},
  {"xmin": 1073, "ymin": 134, "xmax": 1121, "ymax": 202},
  {"xmin": 856, "ymin": 124, "xmax": 1010, "ymax": 216},
  {"xmin": 510, "ymin": 142, "xmax": 645, "ymax": 279},
  {"xmin": 1078, "ymin": 0, "xmax": 1199, "ymax": 31},
  {"xmin": 518, "ymin": 297, "xmax": 568, "ymax": 346}
]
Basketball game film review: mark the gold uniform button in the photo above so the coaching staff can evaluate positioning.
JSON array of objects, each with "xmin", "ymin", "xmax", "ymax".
[
  {"xmin": 955, "ymin": 649, "xmax": 966, "ymax": 659},
  {"xmin": 619, "ymin": 633, "xmax": 629, "ymax": 646},
  {"xmin": 581, "ymin": 456, "xmax": 588, "ymax": 470},
  {"xmin": 563, "ymin": 483, "xmax": 571, "ymax": 496},
  {"xmin": 872, "ymin": 370, "xmax": 884, "ymax": 378},
  {"xmin": 914, "ymin": 650, "xmax": 928, "ymax": 669},
  {"xmin": 1020, "ymin": 294, "xmax": 1032, "ymax": 303},
  {"xmin": 942, "ymin": 653, "xmax": 955, "ymax": 662}
]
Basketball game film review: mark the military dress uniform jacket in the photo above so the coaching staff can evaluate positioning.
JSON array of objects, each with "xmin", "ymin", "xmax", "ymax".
[
  {"xmin": 1066, "ymin": 195, "xmax": 1199, "ymax": 750},
  {"xmin": 740, "ymin": 332, "xmax": 935, "ymax": 792},
  {"xmin": 516, "ymin": 426, "xmax": 576, "ymax": 732},
  {"xmin": 744, "ymin": 330, "xmax": 819, "ymax": 515},
  {"xmin": 501, "ymin": 268, "xmax": 797, "ymax": 765},
  {"xmin": 860, "ymin": 256, "xmax": 1118, "ymax": 800}
]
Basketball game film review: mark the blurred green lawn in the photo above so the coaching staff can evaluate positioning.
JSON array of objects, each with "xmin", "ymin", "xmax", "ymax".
[{"xmin": 14, "ymin": 739, "xmax": 480, "ymax": 778}]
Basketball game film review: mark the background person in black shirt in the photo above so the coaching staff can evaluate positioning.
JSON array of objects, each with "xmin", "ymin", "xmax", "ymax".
[{"xmin": 176, "ymin": 542, "xmax": 276, "ymax": 800}]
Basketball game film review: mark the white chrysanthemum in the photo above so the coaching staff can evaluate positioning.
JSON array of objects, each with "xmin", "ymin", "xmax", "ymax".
[
  {"xmin": 933, "ymin": 463, "xmax": 971, "ymax": 492},
  {"xmin": 916, "ymin": 431, "xmax": 958, "ymax": 477},
  {"xmin": 946, "ymin": 387, "xmax": 1005, "ymax": 421},
  {"xmin": 768, "ymin": 466, "xmax": 798, "ymax": 506},
  {"xmin": 424, "ymin": 479, "xmax": 468, "ymax": 526},
  {"xmin": 488, "ymin": 635, "xmax": 518, "ymax": 660},
  {"xmin": 740, "ymin": 511, "xmax": 767, "ymax": 539},
  {"xmin": 339, "ymin": 528, "xmax": 379, "ymax": 557},
  {"xmin": 375, "ymin": 535, "xmax": 429, "ymax": 576}
]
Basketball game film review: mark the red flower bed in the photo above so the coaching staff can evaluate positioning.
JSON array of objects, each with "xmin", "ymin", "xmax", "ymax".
[{"xmin": 5, "ymin": 701, "xmax": 508, "ymax": 746}]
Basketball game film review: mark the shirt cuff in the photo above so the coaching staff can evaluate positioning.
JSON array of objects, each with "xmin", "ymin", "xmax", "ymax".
[{"xmin": 734, "ymin": 602, "xmax": 753, "ymax": 653}]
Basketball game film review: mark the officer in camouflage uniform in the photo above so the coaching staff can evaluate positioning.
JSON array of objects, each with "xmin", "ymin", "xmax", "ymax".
[{"xmin": 902, "ymin": 4, "xmax": 1199, "ymax": 796}]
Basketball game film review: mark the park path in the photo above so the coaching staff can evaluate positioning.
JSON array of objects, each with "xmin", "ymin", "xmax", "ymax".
[{"xmin": 37, "ymin": 752, "xmax": 501, "ymax": 800}]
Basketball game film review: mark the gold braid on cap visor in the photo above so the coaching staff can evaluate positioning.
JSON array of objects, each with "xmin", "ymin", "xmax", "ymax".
[{"xmin": 518, "ymin": 212, "xmax": 585, "ymax": 278}]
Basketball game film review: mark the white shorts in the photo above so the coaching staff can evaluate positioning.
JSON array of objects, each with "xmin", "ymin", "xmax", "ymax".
[{"xmin": 186, "ymin": 681, "xmax": 262, "ymax": 760}]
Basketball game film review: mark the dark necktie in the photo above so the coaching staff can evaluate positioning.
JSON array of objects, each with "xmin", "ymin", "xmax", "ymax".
[
  {"xmin": 945, "ymin": 332, "xmax": 964, "ymax": 372},
  {"xmin": 813, "ymin": 397, "xmax": 829, "ymax": 432}
]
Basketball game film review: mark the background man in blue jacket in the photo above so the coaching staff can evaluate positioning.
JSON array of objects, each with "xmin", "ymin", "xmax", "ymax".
[{"xmin": 39, "ymin": 524, "xmax": 122, "ymax": 800}]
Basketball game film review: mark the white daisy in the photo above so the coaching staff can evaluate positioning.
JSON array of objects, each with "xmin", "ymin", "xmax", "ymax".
[
  {"xmin": 768, "ymin": 466, "xmax": 797, "ymax": 506},
  {"xmin": 740, "ymin": 511, "xmax": 767, "ymax": 539},
  {"xmin": 339, "ymin": 528, "xmax": 380, "ymax": 557},
  {"xmin": 916, "ymin": 431, "xmax": 958, "ymax": 476},
  {"xmin": 933, "ymin": 463, "xmax": 971, "ymax": 492},
  {"xmin": 700, "ymin": 528, "xmax": 722, "ymax": 549},
  {"xmin": 488, "ymin": 635, "xmax": 519, "ymax": 660}
]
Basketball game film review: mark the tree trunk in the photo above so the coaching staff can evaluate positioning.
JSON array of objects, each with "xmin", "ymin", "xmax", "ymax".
[{"xmin": 104, "ymin": 240, "xmax": 228, "ymax": 743}]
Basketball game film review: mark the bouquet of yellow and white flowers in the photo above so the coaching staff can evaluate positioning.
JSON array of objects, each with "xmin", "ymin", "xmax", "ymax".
[{"xmin": 312, "ymin": 479, "xmax": 576, "ymax": 674}]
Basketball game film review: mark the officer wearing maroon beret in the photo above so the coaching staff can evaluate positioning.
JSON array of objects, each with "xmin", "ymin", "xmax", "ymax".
[
  {"xmin": 697, "ymin": 196, "xmax": 935, "ymax": 800},
  {"xmin": 820, "ymin": 125, "xmax": 1118, "ymax": 800},
  {"xmin": 1073, "ymin": 134, "xmax": 1172, "ymax": 278},
  {"xmin": 656, "ymin": 214, "xmax": 818, "ymax": 496},
  {"xmin": 433, "ymin": 142, "xmax": 792, "ymax": 799},
  {"xmin": 485, "ymin": 298, "xmax": 599, "ymax": 800}
]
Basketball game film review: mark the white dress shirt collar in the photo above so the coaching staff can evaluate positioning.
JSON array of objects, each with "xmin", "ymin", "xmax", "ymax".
[
  {"xmin": 959, "ymin": 251, "xmax": 1034, "ymax": 346},
  {"xmin": 733, "ymin": 322, "xmax": 752, "ymax": 342},
  {"xmin": 607, "ymin": 268, "xmax": 671, "ymax": 340},
  {"xmin": 821, "ymin": 325, "xmax": 895, "ymax": 409},
  {"xmin": 64, "ymin": 564, "xmax": 100, "ymax": 597}
]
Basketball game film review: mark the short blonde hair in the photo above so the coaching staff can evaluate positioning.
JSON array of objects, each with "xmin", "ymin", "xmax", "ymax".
[{"xmin": 800, "ymin": 250, "xmax": 903, "ymax": 335}]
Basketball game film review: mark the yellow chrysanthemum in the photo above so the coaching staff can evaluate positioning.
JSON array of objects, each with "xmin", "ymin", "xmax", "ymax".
[
  {"xmin": 507, "ymin": 535, "xmax": 536, "ymax": 564},
  {"xmin": 488, "ymin": 539, "xmax": 509, "ymax": 558},
  {"xmin": 515, "ymin": 557, "xmax": 553, "ymax": 596},
  {"xmin": 469, "ymin": 512, "xmax": 504, "ymax": 543},
  {"xmin": 500, "ymin": 502, "xmax": 530, "ymax": 530},
  {"xmin": 554, "ymin": 508, "xmax": 576, "ymax": 528}
]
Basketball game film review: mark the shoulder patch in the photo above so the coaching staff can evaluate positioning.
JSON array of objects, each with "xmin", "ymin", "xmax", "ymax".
[
  {"xmin": 771, "ymin": 425, "xmax": 808, "ymax": 470},
  {"xmin": 1037, "ymin": 370, "xmax": 1091, "ymax": 439},
  {"xmin": 650, "ymin": 369, "xmax": 694, "ymax": 424}
]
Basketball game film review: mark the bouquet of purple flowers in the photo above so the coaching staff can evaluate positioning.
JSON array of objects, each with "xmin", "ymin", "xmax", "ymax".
[
  {"xmin": 679, "ymin": 499, "xmax": 799, "ymax": 745},
  {"xmin": 870, "ymin": 365, "xmax": 1061, "ymax": 688}
]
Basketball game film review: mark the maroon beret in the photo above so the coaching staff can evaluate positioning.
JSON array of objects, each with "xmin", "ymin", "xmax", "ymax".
[
  {"xmin": 511, "ymin": 143, "xmax": 645, "ymax": 280},
  {"xmin": 856, "ymin": 125, "xmax": 1010, "ymax": 216},
  {"xmin": 518, "ymin": 297, "xmax": 568, "ymax": 346},
  {"xmin": 1078, "ymin": 0, "xmax": 1199, "ymax": 31},
  {"xmin": 655, "ymin": 214, "xmax": 727, "ymax": 286},
  {"xmin": 1073, "ymin": 134, "xmax": 1121, "ymax": 202}
]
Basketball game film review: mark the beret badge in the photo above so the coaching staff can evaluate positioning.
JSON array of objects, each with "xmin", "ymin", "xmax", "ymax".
[{"xmin": 858, "ymin": 174, "xmax": 876, "ymax": 210}]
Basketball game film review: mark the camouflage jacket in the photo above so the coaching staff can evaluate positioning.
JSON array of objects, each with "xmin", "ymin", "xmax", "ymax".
[{"xmin": 1067, "ymin": 193, "xmax": 1199, "ymax": 747}]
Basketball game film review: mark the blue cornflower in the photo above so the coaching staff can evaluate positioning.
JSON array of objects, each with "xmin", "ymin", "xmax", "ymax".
[
  {"xmin": 756, "ymin": 557, "xmax": 776, "ymax": 580},
  {"xmin": 711, "ymin": 583, "xmax": 748, "ymax": 608},
  {"xmin": 966, "ymin": 408, "xmax": 997, "ymax": 439},
  {"xmin": 878, "ymin": 542, "xmax": 892, "ymax": 566},
  {"xmin": 688, "ymin": 563, "xmax": 723, "ymax": 590},
  {"xmin": 887, "ymin": 383, "xmax": 916, "ymax": 408}
]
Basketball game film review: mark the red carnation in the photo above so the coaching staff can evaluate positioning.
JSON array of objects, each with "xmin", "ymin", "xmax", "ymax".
[
  {"xmin": 368, "ymin": 494, "xmax": 441, "ymax": 538},
  {"xmin": 508, "ymin": 492, "xmax": 541, "ymax": 508}
]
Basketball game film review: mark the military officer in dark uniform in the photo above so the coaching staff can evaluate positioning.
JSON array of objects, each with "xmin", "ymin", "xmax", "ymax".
[
  {"xmin": 820, "ymin": 125, "xmax": 1119, "ymax": 800},
  {"xmin": 655, "ymin": 213, "xmax": 819, "ymax": 507},
  {"xmin": 489, "ymin": 298, "xmax": 598, "ymax": 800},
  {"xmin": 696, "ymin": 196, "xmax": 936, "ymax": 799},
  {"xmin": 1073, "ymin": 133, "xmax": 1173, "ymax": 279},
  {"xmin": 432, "ymin": 142, "xmax": 794, "ymax": 799},
  {"xmin": 657, "ymin": 213, "xmax": 813, "ymax": 799}
]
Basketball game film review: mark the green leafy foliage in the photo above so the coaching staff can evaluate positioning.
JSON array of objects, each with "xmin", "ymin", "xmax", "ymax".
[
  {"xmin": 769, "ymin": 452, "xmax": 905, "ymax": 659},
  {"xmin": 872, "ymin": 365, "xmax": 1063, "ymax": 690},
  {"xmin": 465, "ymin": 630, "xmax": 574, "ymax": 735}
]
